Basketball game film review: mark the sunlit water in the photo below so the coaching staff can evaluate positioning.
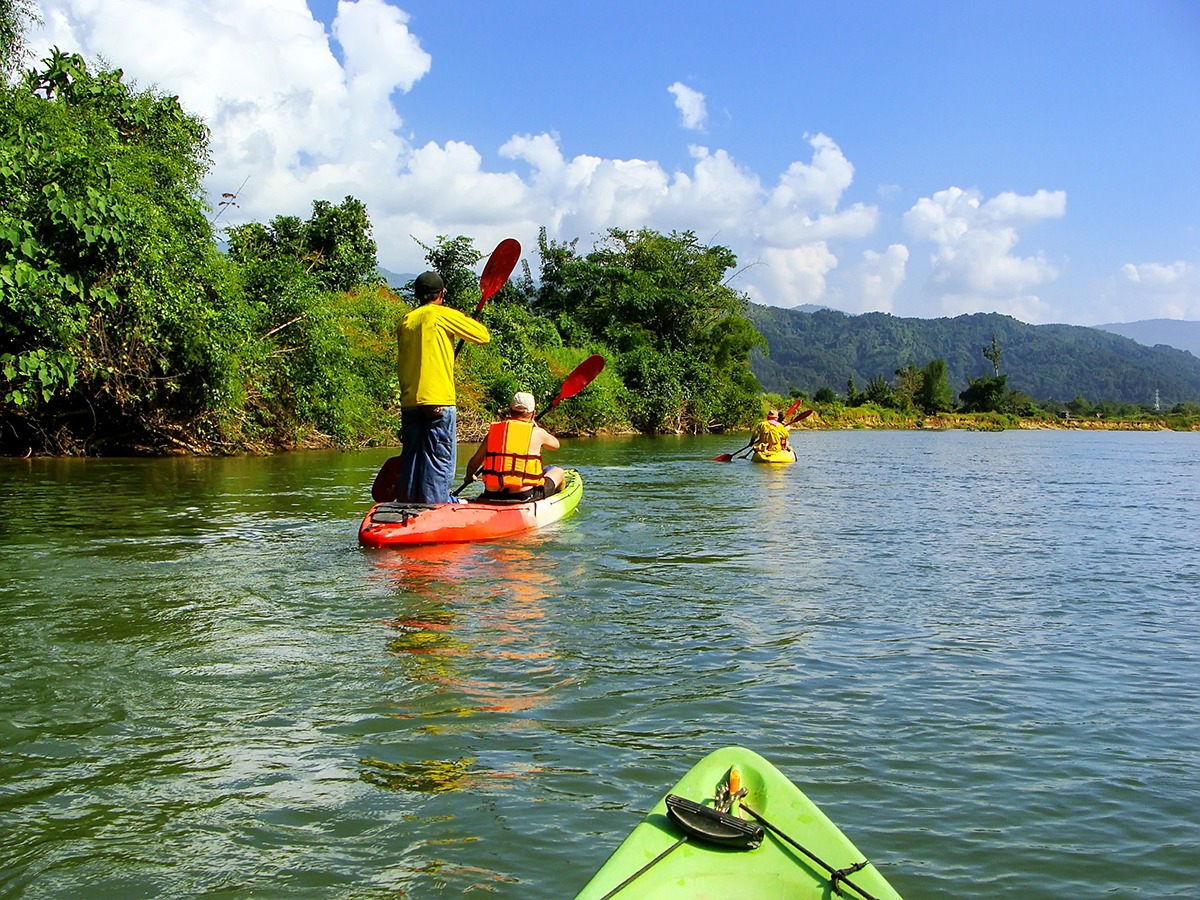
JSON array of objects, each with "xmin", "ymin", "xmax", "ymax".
[{"xmin": 2, "ymin": 431, "xmax": 1197, "ymax": 898}]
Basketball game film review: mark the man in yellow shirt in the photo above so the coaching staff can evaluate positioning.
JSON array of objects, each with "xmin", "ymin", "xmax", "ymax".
[
  {"xmin": 395, "ymin": 271, "xmax": 491, "ymax": 503},
  {"xmin": 751, "ymin": 408, "xmax": 791, "ymax": 455}
]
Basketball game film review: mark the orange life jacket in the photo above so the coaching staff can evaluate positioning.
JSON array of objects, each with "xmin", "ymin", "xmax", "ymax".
[{"xmin": 481, "ymin": 420, "xmax": 544, "ymax": 492}]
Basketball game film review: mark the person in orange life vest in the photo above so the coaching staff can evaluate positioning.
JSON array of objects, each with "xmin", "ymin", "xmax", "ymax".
[
  {"xmin": 463, "ymin": 391, "xmax": 565, "ymax": 501},
  {"xmin": 751, "ymin": 408, "xmax": 790, "ymax": 454},
  {"xmin": 395, "ymin": 271, "xmax": 491, "ymax": 503}
]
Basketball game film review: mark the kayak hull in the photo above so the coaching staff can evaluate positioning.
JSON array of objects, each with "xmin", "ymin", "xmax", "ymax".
[
  {"xmin": 574, "ymin": 746, "xmax": 903, "ymax": 899},
  {"xmin": 751, "ymin": 447, "xmax": 797, "ymax": 464},
  {"xmin": 358, "ymin": 468, "xmax": 582, "ymax": 548}
]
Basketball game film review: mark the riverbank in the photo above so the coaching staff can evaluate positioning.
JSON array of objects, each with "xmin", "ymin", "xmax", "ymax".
[{"xmin": 789, "ymin": 407, "xmax": 1200, "ymax": 432}]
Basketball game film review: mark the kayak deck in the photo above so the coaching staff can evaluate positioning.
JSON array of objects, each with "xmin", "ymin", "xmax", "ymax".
[
  {"xmin": 358, "ymin": 468, "xmax": 582, "ymax": 548},
  {"xmin": 574, "ymin": 746, "xmax": 903, "ymax": 899}
]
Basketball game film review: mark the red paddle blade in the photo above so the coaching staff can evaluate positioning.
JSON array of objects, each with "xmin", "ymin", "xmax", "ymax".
[
  {"xmin": 784, "ymin": 397, "xmax": 803, "ymax": 418},
  {"xmin": 540, "ymin": 355, "xmax": 606, "ymax": 417},
  {"xmin": 475, "ymin": 238, "xmax": 521, "ymax": 311},
  {"xmin": 713, "ymin": 453, "xmax": 735, "ymax": 462},
  {"xmin": 558, "ymin": 354, "xmax": 605, "ymax": 401},
  {"xmin": 785, "ymin": 409, "xmax": 814, "ymax": 426}
]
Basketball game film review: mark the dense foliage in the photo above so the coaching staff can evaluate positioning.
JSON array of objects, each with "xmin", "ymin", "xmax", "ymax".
[
  {"xmin": 1, "ymin": 48, "xmax": 766, "ymax": 455},
  {"xmin": 750, "ymin": 306, "xmax": 1200, "ymax": 409},
  {"xmin": 522, "ymin": 227, "xmax": 763, "ymax": 433},
  {"xmin": 1, "ymin": 49, "xmax": 236, "ymax": 452}
]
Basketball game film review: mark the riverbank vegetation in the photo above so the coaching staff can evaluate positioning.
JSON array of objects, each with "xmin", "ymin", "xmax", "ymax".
[
  {"xmin": 0, "ymin": 50, "xmax": 763, "ymax": 454},
  {"xmin": 2, "ymin": 38, "xmax": 1197, "ymax": 456}
]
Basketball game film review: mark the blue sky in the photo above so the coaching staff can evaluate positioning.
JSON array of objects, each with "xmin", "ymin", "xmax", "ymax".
[{"xmin": 27, "ymin": 0, "xmax": 1200, "ymax": 324}]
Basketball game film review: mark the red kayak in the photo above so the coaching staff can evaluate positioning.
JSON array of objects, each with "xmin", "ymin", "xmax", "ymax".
[{"xmin": 358, "ymin": 469, "xmax": 583, "ymax": 548}]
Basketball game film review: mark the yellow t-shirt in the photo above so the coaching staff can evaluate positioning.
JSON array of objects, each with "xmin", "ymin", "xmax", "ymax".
[
  {"xmin": 396, "ymin": 304, "xmax": 491, "ymax": 407},
  {"xmin": 751, "ymin": 419, "xmax": 790, "ymax": 452}
]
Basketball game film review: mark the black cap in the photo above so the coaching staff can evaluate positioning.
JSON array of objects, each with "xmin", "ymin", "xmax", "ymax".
[{"xmin": 413, "ymin": 271, "xmax": 444, "ymax": 301}]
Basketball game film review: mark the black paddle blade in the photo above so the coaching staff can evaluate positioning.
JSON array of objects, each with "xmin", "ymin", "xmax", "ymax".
[{"xmin": 371, "ymin": 455, "xmax": 402, "ymax": 502}]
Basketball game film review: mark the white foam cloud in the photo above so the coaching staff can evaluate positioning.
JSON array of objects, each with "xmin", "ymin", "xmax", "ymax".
[
  {"xmin": 668, "ymin": 82, "xmax": 707, "ymax": 131},
  {"xmin": 831, "ymin": 245, "xmax": 910, "ymax": 314},
  {"xmin": 903, "ymin": 186, "xmax": 1066, "ymax": 321},
  {"xmin": 1106, "ymin": 260, "xmax": 1200, "ymax": 320},
  {"xmin": 31, "ymin": 1, "xmax": 1096, "ymax": 320}
]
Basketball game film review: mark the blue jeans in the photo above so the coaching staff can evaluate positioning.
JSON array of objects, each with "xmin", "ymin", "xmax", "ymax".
[{"xmin": 396, "ymin": 406, "xmax": 457, "ymax": 503}]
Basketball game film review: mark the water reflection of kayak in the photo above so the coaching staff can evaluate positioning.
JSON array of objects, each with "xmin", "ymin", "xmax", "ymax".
[
  {"xmin": 574, "ymin": 746, "xmax": 904, "ymax": 900},
  {"xmin": 358, "ymin": 469, "xmax": 583, "ymax": 548}
]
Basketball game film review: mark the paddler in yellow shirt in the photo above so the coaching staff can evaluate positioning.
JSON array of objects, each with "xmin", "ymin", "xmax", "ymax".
[
  {"xmin": 750, "ymin": 408, "xmax": 791, "ymax": 456},
  {"xmin": 395, "ymin": 271, "xmax": 490, "ymax": 503}
]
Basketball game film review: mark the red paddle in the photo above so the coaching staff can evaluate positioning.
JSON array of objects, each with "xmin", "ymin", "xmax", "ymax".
[
  {"xmin": 455, "ymin": 238, "xmax": 521, "ymax": 357},
  {"xmin": 713, "ymin": 398, "xmax": 804, "ymax": 462},
  {"xmin": 452, "ymin": 354, "xmax": 606, "ymax": 496},
  {"xmin": 537, "ymin": 354, "xmax": 606, "ymax": 420}
]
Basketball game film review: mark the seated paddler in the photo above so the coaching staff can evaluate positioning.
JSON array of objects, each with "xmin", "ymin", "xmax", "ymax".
[
  {"xmin": 751, "ymin": 407, "xmax": 790, "ymax": 455},
  {"xmin": 463, "ymin": 391, "xmax": 565, "ymax": 501}
]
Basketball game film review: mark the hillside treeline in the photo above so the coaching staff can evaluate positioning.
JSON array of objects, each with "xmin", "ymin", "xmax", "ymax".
[
  {"xmin": 0, "ymin": 50, "xmax": 763, "ymax": 455},
  {"xmin": 750, "ymin": 306, "xmax": 1200, "ymax": 411}
]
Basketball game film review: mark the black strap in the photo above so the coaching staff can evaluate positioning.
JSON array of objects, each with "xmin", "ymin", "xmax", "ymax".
[
  {"xmin": 741, "ymin": 802, "xmax": 881, "ymax": 900},
  {"xmin": 596, "ymin": 836, "xmax": 687, "ymax": 900}
]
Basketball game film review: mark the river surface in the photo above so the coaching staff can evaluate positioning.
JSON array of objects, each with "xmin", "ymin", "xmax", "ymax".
[{"xmin": 1, "ymin": 430, "xmax": 1197, "ymax": 898}]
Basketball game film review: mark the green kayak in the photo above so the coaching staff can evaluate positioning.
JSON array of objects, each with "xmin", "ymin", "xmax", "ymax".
[{"xmin": 573, "ymin": 746, "xmax": 904, "ymax": 899}]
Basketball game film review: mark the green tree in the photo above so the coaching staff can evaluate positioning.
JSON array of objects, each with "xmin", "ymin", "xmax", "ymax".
[
  {"xmin": 864, "ymin": 375, "xmax": 896, "ymax": 408},
  {"xmin": 959, "ymin": 373, "xmax": 1009, "ymax": 413},
  {"xmin": 531, "ymin": 227, "xmax": 763, "ymax": 432},
  {"xmin": 0, "ymin": 0, "xmax": 36, "ymax": 76},
  {"xmin": 1, "ymin": 49, "xmax": 230, "ymax": 452},
  {"xmin": 915, "ymin": 358, "xmax": 954, "ymax": 414},
  {"xmin": 983, "ymin": 334, "xmax": 1002, "ymax": 376},
  {"xmin": 226, "ymin": 196, "xmax": 380, "ymax": 293},
  {"xmin": 892, "ymin": 362, "xmax": 923, "ymax": 411}
]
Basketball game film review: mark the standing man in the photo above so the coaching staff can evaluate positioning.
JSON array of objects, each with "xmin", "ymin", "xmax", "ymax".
[{"xmin": 395, "ymin": 271, "xmax": 491, "ymax": 503}]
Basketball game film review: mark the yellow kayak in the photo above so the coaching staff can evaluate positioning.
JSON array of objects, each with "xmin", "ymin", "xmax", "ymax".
[{"xmin": 751, "ymin": 447, "xmax": 796, "ymax": 464}]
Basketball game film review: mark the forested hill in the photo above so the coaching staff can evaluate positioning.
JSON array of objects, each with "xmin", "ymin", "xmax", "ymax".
[{"xmin": 748, "ymin": 306, "xmax": 1200, "ymax": 406}]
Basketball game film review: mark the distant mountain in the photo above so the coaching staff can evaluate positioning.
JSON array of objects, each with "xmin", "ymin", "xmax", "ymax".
[
  {"xmin": 747, "ymin": 305, "xmax": 1200, "ymax": 406},
  {"xmin": 1094, "ymin": 319, "xmax": 1200, "ymax": 358},
  {"xmin": 379, "ymin": 267, "xmax": 417, "ymax": 290}
]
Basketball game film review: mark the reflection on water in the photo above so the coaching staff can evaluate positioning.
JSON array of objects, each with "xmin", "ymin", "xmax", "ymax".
[
  {"xmin": 2, "ymin": 434, "xmax": 1198, "ymax": 898},
  {"xmin": 360, "ymin": 541, "xmax": 566, "ymax": 809}
]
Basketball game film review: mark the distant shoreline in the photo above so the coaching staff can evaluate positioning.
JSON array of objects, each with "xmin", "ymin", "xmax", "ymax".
[{"xmin": 787, "ymin": 410, "xmax": 1200, "ymax": 433}]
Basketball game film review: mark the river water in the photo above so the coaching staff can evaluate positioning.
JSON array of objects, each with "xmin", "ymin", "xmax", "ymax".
[{"xmin": 1, "ymin": 430, "xmax": 1197, "ymax": 898}]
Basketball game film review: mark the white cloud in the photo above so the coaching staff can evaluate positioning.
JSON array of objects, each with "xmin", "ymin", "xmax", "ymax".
[
  {"xmin": 668, "ymin": 82, "xmax": 707, "ymax": 131},
  {"xmin": 903, "ymin": 186, "xmax": 1066, "ymax": 321},
  {"xmin": 1100, "ymin": 260, "xmax": 1200, "ymax": 321},
  {"xmin": 23, "ymin": 3, "xmax": 895, "ymax": 311},
  {"xmin": 831, "ymin": 245, "xmax": 910, "ymax": 314},
  {"xmin": 739, "ymin": 244, "xmax": 840, "ymax": 308}
]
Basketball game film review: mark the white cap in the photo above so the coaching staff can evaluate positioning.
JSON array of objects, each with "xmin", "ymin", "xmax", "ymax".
[{"xmin": 511, "ymin": 391, "xmax": 536, "ymax": 413}]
